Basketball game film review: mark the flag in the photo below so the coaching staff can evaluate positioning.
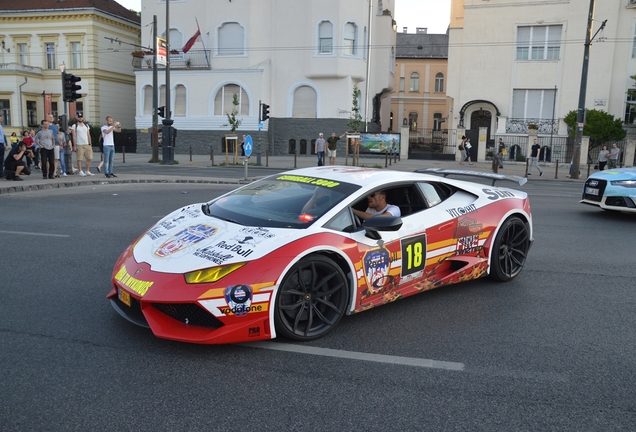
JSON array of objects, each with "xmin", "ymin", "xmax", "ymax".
[{"xmin": 182, "ymin": 26, "xmax": 201, "ymax": 53}]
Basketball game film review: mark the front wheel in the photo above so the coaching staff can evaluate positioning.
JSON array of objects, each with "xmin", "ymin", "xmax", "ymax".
[
  {"xmin": 489, "ymin": 217, "xmax": 530, "ymax": 281},
  {"xmin": 274, "ymin": 255, "xmax": 349, "ymax": 341}
]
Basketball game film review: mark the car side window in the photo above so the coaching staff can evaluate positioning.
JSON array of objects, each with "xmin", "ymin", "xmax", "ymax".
[
  {"xmin": 324, "ymin": 208, "xmax": 357, "ymax": 233},
  {"xmin": 416, "ymin": 182, "xmax": 452, "ymax": 208}
]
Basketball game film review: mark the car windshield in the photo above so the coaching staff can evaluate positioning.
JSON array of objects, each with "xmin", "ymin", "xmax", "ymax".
[{"xmin": 204, "ymin": 174, "xmax": 360, "ymax": 228}]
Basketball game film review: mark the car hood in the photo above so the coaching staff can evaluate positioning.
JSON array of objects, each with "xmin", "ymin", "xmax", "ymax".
[
  {"xmin": 132, "ymin": 204, "xmax": 308, "ymax": 274},
  {"xmin": 589, "ymin": 167, "xmax": 636, "ymax": 181}
]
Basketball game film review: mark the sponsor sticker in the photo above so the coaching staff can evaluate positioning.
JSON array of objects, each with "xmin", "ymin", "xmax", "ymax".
[{"xmin": 154, "ymin": 224, "xmax": 218, "ymax": 258}]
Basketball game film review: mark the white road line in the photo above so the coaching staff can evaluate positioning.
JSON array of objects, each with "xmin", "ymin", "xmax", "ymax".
[
  {"xmin": 240, "ymin": 341, "xmax": 465, "ymax": 371},
  {"xmin": 0, "ymin": 230, "xmax": 70, "ymax": 237}
]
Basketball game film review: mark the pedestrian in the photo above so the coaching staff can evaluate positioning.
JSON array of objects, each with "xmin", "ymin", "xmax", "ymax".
[
  {"xmin": 3, "ymin": 141, "xmax": 32, "ymax": 181},
  {"xmin": 9, "ymin": 132, "xmax": 19, "ymax": 146},
  {"xmin": 101, "ymin": 115, "xmax": 121, "ymax": 178},
  {"xmin": 597, "ymin": 145, "xmax": 609, "ymax": 171},
  {"xmin": 22, "ymin": 130, "xmax": 37, "ymax": 169},
  {"xmin": 528, "ymin": 138, "xmax": 543, "ymax": 176},
  {"xmin": 55, "ymin": 128, "xmax": 65, "ymax": 177},
  {"xmin": 497, "ymin": 138, "xmax": 506, "ymax": 169},
  {"xmin": 0, "ymin": 116, "xmax": 6, "ymax": 179},
  {"xmin": 315, "ymin": 132, "xmax": 326, "ymax": 166},
  {"xmin": 326, "ymin": 131, "xmax": 346, "ymax": 165},
  {"xmin": 458, "ymin": 136, "xmax": 466, "ymax": 165},
  {"xmin": 34, "ymin": 119, "xmax": 56, "ymax": 179},
  {"xmin": 240, "ymin": 135, "xmax": 246, "ymax": 157},
  {"xmin": 464, "ymin": 137, "xmax": 473, "ymax": 165},
  {"xmin": 71, "ymin": 113, "xmax": 94, "ymax": 176},
  {"xmin": 608, "ymin": 142, "xmax": 620, "ymax": 169},
  {"xmin": 96, "ymin": 134, "xmax": 104, "ymax": 173}
]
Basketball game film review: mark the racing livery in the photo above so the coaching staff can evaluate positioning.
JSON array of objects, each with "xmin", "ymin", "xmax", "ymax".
[
  {"xmin": 581, "ymin": 167, "xmax": 636, "ymax": 213},
  {"xmin": 107, "ymin": 166, "xmax": 533, "ymax": 344}
]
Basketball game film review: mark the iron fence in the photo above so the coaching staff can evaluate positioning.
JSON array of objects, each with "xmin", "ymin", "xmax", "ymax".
[{"xmin": 408, "ymin": 128, "xmax": 458, "ymax": 160}]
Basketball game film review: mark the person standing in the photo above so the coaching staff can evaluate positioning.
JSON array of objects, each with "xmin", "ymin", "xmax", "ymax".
[
  {"xmin": 597, "ymin": 145, "xmax": 609, "ymax": 171},
  {"xmin": 326, "ymin": 132, "xmax": 346, "ymax": 165},
  {"xmin": 56, "ymin": 128, "xmax": 68, "ymax": 177},
  {"xmin": 71, "ymin": 113, "xmax": 94, "ymax": 176},
  {"xmin": 34, "ymin": 119, "xmax": 55, "ymax": 179},
  {"xmin": 458, "ymin": 136, "xmax": 467, "ymax": 165},
  {"xmin": 101, "ymin": 115, "xmax": 121, "ymax": 178},
  {"xmin": 240, "ymin": 135, "xmax": 246, "ymax": 157},
  {"xmin": 496, "ymin": 138, "xmax": 506, "ymax": 169},
  {"xmin": 315, "ymin": 132, "xmax": 326, "ymax": 166},
  {"xmin": 528, "ymin": 138, "xmax": 543, "ymax": 176},
  {"xmin": 0, "ymin": 116, "xmax": 6, "ymax": 179},
  {"xmin": 464, "ymin": 137, "xmax": 473, "ymax": 165},
  {"xmin": 608, "ymin": 142, "xmax": 620, "ymax": 169}
]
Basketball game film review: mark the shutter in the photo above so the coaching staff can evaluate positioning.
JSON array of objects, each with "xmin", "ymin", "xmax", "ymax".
[{"xmin": 293, "ymin": 86, "xmax": 317, "ymax": 118}]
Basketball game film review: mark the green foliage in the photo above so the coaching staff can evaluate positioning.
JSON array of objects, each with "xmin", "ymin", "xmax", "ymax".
[
  {"xmin": 515, "ymin": 154, "xmax": 526, "ymax": 162},
  {"xmin": 346, "ymin": 84, "xmax": 364, "ymax": 133},
  {"xmin": 225, "ymin": 93, "xmax": 242, "ymax": 133},
  {"xmin": 563, "ymin": 109, "xmax": 626, "ymax": 147}
]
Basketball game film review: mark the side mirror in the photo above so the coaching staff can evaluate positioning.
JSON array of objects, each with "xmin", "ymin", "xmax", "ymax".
[{"xmin": 362, "ymin": 216, "xmax": 403, "ymax": 240}]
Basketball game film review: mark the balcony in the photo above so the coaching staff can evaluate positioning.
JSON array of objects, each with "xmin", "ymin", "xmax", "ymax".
[
  {"xmin": 133, "ymin": 49, "xmax": 211, "ymax": 70},
  {"xmin": 0, "ymin": 62, "xmax": 43, "ymax": 74},
  {"xmin": 506, "ymin": 118, "xmax": 559, "ymax": 134}
]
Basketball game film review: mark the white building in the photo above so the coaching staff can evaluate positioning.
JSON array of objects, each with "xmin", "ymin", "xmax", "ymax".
[
  {"xmin": 447, "ymin": 0, "xmax": 636, "ymax": 162},
  {"xmin": 135, "ymin": 0, "xmax": 397, "ymax": 155}
]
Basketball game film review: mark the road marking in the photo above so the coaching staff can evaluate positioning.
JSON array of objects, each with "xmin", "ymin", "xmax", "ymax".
[
  {"xmin": 0, "ymin": 230, "xmax": 70, "ymax": 238},
  {"xmin": 241, "ymin": 341, "xmax": 465, "ymax": 371}
]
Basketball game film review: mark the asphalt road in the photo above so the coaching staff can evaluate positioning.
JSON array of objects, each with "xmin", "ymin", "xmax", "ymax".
[{"xmin": 1, "ymin": 181, "xmax": 634, "ymax": 431}]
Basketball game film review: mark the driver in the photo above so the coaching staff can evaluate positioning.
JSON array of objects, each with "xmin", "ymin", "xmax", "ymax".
[{"xmin": 352, "ymin": 190, "xmax": 400, "ymax": 220}]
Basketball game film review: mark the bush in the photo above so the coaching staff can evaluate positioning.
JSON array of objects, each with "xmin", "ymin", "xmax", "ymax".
[{"xmin": 516, "ymin": 154, "xmax": 526, "ymax": 162}]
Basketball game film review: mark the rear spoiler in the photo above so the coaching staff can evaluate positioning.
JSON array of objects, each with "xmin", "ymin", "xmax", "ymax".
[{"xmin": 415, "ymin": 168, "xmax": 527, "ymax": 187}]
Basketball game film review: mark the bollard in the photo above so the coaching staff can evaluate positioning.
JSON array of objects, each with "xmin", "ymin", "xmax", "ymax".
[
  {"xmin": 190, "ymin": 146, "xmax": 192, "ymax": 162},
  {"xmin": 266, "ymin": 149, "xmax": 269, "ymax": 167},
  {"xmin": 385, "ymin": 152, "xmax": 388, "ymax": 168},
  {"xmin": 210, "ymin": 147, "xmax": 214, "ymax": 165},
  {"xmin": 525, "ymin": 159, "xmax": 529, "ymax": 177},
  {"xmin": 122, "ymin": 146, "xmax": 126, "ymax": 163},
  {"xmin": 492, "ymin": 157, "xmax": 498, "ymax": 173},
  {"xmin": 555, "ymin": 159, "xmax": 559, "ymax": 179},
  {"xmin": 586, "ymin": 163, "xmax": 591, "ymax": 178},
  {"xmin": 294, "ymin": 152, "xmax": 297, "ymax": 169}
]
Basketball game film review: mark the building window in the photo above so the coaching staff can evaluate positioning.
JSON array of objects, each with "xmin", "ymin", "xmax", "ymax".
[
  {"xmin": 0, "ymin": 99, "xmax": 11, "ymax": 126},
  {"xmin": 512, "ymin": 89, "xmax": 556, "ymax": 119},
  {"xmin": 318, "ymin": 21, "xmax": 333, "ymax": 54},
  {"xmin": 27, "ymin": 100, "xmax": 37, "ymax": 127},
  {"xmin": 143, "ymin": 86, "xmax": 153, "ymax": 115},
  {"xmin": 45, "ymin": 43, "xmax": 56, "ymax": 69},
  {"xmin": 214, "ymin": 84, "xmax": 249, "ymax": 116},
  {"xmin": 434, "ymin": 73, "xmax": 444, "ymax": 93},
  {"xmin": 292, "ymin": 85, "xmax": 317, "ymax": 118},
  {"xmin": 625, "ymin": 90, "xmax": 636, "ymax": 124},
  {"xmin": 51, "ymin": 102, "xmax": 58, "ymax": 119},
  {"xmin": 408, "ymin": 112, "xmax": 418, "ymax": 131},
  {"xmin": 159, "ymin": 85, "xmax": 166, "ymax": 110},
  {"xmin": 399, "ymin": 77, "xmax": 405, "ymax": 92},
  {"xmin": 516, "ymin": 25, "xmax": 562, "ymax": 61},
  {"xmin": 218, "ymin": 22, "xmax": 244, "ymax": 56},
  {"xmin": 174, "ymin": 85, "xmax": 186, "ymax": 116},
  {"xmin": 343, "ymin": 22, "xmax": 357, "ymax": 55},
  {"xmin": 433, "ymin": 113, "xmax": 443, "ymax": 131},
  {"xmin": 71, "ymin": 42, "xmax": 82, "ymax": 69},
  {"xmin": 18, "ymin": 43, "xmax": 28, "ymax": 65},
  {"xmin": 410, "ymin": 72, "xmax": 419, "ymax": 92}
]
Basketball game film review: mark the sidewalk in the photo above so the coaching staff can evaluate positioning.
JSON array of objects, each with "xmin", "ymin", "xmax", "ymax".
[{"xmin": 0, "ymin": 152, "xmax": 586, "ymax": 195}]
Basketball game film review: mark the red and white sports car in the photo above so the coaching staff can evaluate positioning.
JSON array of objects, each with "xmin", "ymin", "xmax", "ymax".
[{"xmin": 107, "ymin": 167, "xmax": 533, "ymax": 344}]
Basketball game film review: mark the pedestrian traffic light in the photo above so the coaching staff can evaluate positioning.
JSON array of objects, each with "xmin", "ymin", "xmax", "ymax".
[
  {"xmin": 62, "ymin": 73, "xmax": 82, "ymax": 102},
  {"xmin": 157, "ymin": 106, "xmax": 165, "ymax": 118},
  {"xmin": 261, "ymin": 103, "xmax": 270, "ymax": 122}
]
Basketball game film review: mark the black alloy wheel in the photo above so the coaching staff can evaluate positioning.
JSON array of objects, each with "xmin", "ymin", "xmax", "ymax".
[
  {"xmin": 275, "ymin": 255, "xmax": 349, "ymax": 341},
  {"xmin": 489, "ymin": 216, "xmax": 530, "ymax": 281}
]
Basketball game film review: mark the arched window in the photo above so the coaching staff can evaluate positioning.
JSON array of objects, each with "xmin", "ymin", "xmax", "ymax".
[
  {"xmin": 410, "ymin": 72, "xmax": 419, "ymax": 92},
  {"xmin": 161, "ymin": 29, "xmax": 183, "ymax": 56},
  {"xmin": 435, "ymin": 73, "xmax": 444, "ymax": 93},
  {"xmin": 409, "ymin": 112, "xmax": 418, "ymax": 131},
  {"xmin": 143, "ymin": 86, "xmax": 153, "ymax": 115},
  {"xmin": 218, "ymin": 22, "xmax": 244, "ymax": 55},
  {"xmin": 343, "ymin": 23, "xmax": 357, "ymax": 55},
  {"xmin": 319, "ymin": 21, "xmax": 333, "ymax": 54},
  {"xmin": 292, "ymin": 86, "xmax": 317, "ymax": 118},
  {"xmin": 159, "ymin": 85, "xmax": 166, "ymax": 109},
  {"xmin": 214, "ymin": 84, "xmax": 249, "ymax": 116},
  {"xmin": 174, "ymin": 85, "xmax": 186, "ymax": 116}
]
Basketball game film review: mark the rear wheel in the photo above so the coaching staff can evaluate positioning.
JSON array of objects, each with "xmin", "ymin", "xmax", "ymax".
[
  {"xmin": 489, "ymin": 216, "xmax": 530, "ymax": 281},
  {"xmin": 274, "ymin": 255, "xmax": 349, "ymax": 341}
]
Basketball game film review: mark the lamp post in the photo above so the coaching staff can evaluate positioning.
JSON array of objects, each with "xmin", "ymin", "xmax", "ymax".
[
  {"xmin": 571, "ymin": 0, "xmax": 606, "ymax": 179},
  {"xmin": 162, "ymin": 0, "xmax": 175, "ymax": 164}
]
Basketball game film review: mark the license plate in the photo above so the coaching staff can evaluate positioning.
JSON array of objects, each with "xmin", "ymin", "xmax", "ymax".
[
  {"xmin": 118, "ymin": 287, "xmax": 131, "ymax": 307},
  {"xmin": 585, "ymin": 187, "xmax": 599, "ymax": 196}
]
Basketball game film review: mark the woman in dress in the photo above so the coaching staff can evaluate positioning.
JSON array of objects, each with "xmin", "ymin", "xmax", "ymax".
[{"xmin": 597, "ymin": 145, "xmax": 609, "ymax": 171}]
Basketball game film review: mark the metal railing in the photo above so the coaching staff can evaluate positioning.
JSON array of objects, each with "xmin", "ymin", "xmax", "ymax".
[
  {"xmin": 506, "ymin": 118, "xmax": 560, "ymax": 134},
  {"xmin": 134, "ymin": 49, "xmax": 211, "ymax": 70}
]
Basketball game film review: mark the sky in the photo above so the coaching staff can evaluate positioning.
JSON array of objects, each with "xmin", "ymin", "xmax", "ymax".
[{"xmin": 114, "ymin": 0, "xmax": 451, "ymax": 35}]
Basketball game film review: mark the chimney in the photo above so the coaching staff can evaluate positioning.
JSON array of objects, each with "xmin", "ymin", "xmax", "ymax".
[
  {"xmin": 403, "ymin": 27, "xmax": 408, "ymax": 34},
  {"xmin": 416, "ymin": 27, "xmax": 428, "ymax": 34}
]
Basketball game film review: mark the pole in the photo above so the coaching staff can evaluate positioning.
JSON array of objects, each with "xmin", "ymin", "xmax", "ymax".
[
  {"xmin": 550, "ymin": 84, "xmax": 556, "ymax": 162},
  {"xmin": 571, "ymin": 1, "xmax": 606, "ymax": 179},
  {"xmin": 162, "ymin": 0, "xmax": 175, "ymax": 164},
  {"xmin": 151, "ymin": 15, "xmax": 159, "ymax": 162},
  {"xmin": 364, "ymin": 0, "xmax": 372, "ymax": 132}
]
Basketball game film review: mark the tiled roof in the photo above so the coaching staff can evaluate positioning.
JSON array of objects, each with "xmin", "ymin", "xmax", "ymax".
[
  {"xmin": 0, "ymin": 0, "xmax": 141, "ymax": 24},
  {"xmin": 396, "ymin": 33, "xmax": 449, "ymax": 59}
]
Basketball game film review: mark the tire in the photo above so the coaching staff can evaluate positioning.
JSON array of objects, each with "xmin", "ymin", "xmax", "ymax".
[
  {"xmin": 489, "ymin": 216, "xmax": 530, "ymax": 282},
  {"xmin": 274, "ymin": 255, "xmax": 349, "ymax": 341}
]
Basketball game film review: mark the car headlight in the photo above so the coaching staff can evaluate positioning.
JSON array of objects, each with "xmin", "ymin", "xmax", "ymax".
[
  {"xmin": 184, "ymin": 262, "xmax": 246, "ymax": 284},
  {"xmin": 610, "ymin": 180, "xmax": 636, "ymax": 188}
]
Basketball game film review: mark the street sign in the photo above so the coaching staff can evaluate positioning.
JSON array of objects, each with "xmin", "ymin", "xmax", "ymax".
[{"xmin": 244, "ymin": 135, "xmax": 253, "ymax": 157}]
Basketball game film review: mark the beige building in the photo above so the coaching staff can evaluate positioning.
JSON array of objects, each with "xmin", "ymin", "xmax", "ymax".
[{"xmin": 0, "ymin": 0, "xmax": 140, "ymax": 135}]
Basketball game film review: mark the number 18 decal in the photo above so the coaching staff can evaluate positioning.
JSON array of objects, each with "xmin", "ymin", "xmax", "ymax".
[{"xmin": 400, "ymin": 233, "xmax": 426, "ymax": 277}]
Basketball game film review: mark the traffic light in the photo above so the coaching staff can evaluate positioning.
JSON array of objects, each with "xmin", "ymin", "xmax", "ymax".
[
  {"xmin": 157, "ymin": 106, "xmax": 165, "ymax": 118},
  {"xmin": 261, "ymin": 103, "xmax": 270, "ymax": 122},
  {"xmin": 62, "ymin": 73, "xmax": 82, "ymax": 102}
]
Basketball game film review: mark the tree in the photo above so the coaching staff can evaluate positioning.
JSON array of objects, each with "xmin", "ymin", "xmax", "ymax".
[
  {"xmin": 563, "ymin": 109, "xmax": 626, "ymax": 148},
  {"xmin": 225, "ymin": 93, "xmax": 242, "ymax": 133},
  {"xmin": 346, "ymin": 84, "xmax": 364, "ymax": 132}
]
